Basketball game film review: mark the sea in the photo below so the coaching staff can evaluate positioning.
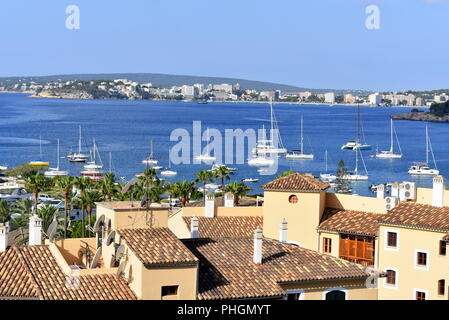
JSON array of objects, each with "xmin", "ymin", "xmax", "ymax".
[{"xmin": 0, "ymin": 93, "xmax": 446, "ymax": 197}]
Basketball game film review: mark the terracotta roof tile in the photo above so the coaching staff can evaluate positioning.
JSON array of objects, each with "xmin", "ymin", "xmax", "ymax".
[
  {"xmin": 118, "ymin": 227, "xmax": 198, "ymax": 266},
  {"xmin": 0, "ymin": 246, "xmax": 137, "ymax": 300},
  {"xmin": 379, "ymin": 202, "xmax": 449, "ymax": 231},
  {"xmin": 262, "ymin": 173, "xmax": 330, "ymax": 192},
  {"xmin": 183, "ymin": 216, "xmax": 263, "ymax": 239},
  {"xmin": 183, "ymin": 238, "xmax": 369, "ymax": 300},
  {"xmin": 319, "ymin": 208, "xmax": 383, "ymax": 237}
]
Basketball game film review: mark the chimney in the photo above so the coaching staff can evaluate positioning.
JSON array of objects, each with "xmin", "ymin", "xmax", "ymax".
[
  {"xmin": 432, "ymin": 175, "xmax": 445, "ymax": 208},
  {"xmin": 279, "ymin": 219, "xmax": 288, "ymax": 243},
  {"xmin": 253, "ymin": 228, "xmax": 263, "ymax": 265},
  {"xmin": 391, "ymin": 182, "xmax": 399, "ymax": 199},
  {"xmin": 29, "ymin": 215, "xmax": 43, "ymax": 246},
  {"xmin": 190, "ymin": 216, "xmax": 199, "ymax": 238},
  {"xmin": 0, "ymin": 223, "xmax": 8, "ymax": 252},
  {"xmin": 205, "ymin": 193, "xmax": 215, "ymax": 218},
  {"xmin": 224, "ymin": 193, "xmax": 234, "ymax": 208},
  {"xmin": 376, "ymin": 184, "xmax": 386, "ymax": 199}
]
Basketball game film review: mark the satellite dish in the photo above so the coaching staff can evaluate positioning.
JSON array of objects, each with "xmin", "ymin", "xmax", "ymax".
[
  {"xmin": 90, "ymin": 247, "xmax": 102, "ymax": 268},
  {"xmin": 93, "ymin": 214, "xmax": 105, "ymax": 233},
  {"xmin": 106, "ymin": 230, "xmax": 115, "ymax": 246},
  {"xmin": 122, "ymin": 178, "xmax": 139, "ymax": 193},
  {"xmin": 46, "ymin": 218, "xmax": 58, "ymax": 242},
  {"xmin": 104, "ymin": 217, "xmax": 111, "ymax": 231},
  {"xmin": 115, "ymin": 244, "xmax": 126, "ymax": 261},
  {"xmin": 116, "ymin": 259, "xmax": 127, "ymax": 278}
]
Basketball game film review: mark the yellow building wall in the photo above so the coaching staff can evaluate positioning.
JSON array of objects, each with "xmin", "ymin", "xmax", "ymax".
[
  {"xmin": 281, "ymin": 279, "xmax": 378, "ymax": 300},
  {"xmin": 377, "ymin": 225, "xmax": 449, "ymax": 300},
  {"xmin": 416, "ymin": 187, "xmax": 449, "ymax": 206},
  {"xmin": 263, "ymin": 191, "xmax": 325, "ymax": 251},
  {"xmin": 54, "ymin": 238, "xmax": 97, "ymax": 266},
  {"xmin": 325, "ymin": 193, "xmax": 387, "ymax": 214},
  {"xmin": 168, "ymin": 211, "xmax": 191, "ymax": 239},
  {"xmin": 318, "ymin": 231, "xmax": 340, "ymax": 258},
  {"xmin": 181, "ymin": 206, "xmax": 263, "ymax": 217}
]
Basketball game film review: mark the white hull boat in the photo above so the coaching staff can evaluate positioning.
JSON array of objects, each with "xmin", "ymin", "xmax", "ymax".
[
  {"xmin": 248, "ymin": 156, "xmax": 275, "ymax": 167},
  {"xmin": 408, "ymin": 126, "xmax": 438, "ymax": 176},
  {"xmin": 375, "ymin": 119, "xmax": 403, "ymax": 159},
  {"xmin": 68, "ymin": 126, "xmax": 88, "ymax": 162},
  {"xmin": 286, "ymin": 116, "xmax": 314, "ymax": 160}
]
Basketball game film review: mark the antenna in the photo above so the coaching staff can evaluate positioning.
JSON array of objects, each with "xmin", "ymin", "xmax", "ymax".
[
  {"xmin": 140, "ymin": 193, "xmax": 149, "ymax": 207},
  {"xmin": 90, "ymin": 247, "xmax": 102, "ymax": 268}
]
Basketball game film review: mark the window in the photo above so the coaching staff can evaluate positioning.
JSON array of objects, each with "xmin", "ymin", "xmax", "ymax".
[
  {"xmin": 438, "ymin": 280, "xmax": 445, "ymax": 296},
  {"xmin": 415, "ymin": 291, "xmax": 426, "ymax": 300},
  {"xmin": 386, "ymin": 270, "xmax": 396, "ymax": 285},
  {"xmin": 387, "ymin": 232, "xmax": 397, "ymax": 248},
  {"xmin": 323, "ymin": 238, "xmax": 332, "ymax": 254},
  {"xmin": 325, "ymin": 290, "xmax": 346, "ymax": 300},
  {"xmin": 417, "ymin": 252, "xmax": 427, "ymax": 266},
  {"xmin": 288, "ymin": 195, "xmax": 298, "ymax": 204},
  {"xmin": 285, "ymin": 290, "xmax": 304, "ymax": 300},
  {"xmin": 440, "ymin": 241, "xmax": 446, "ymax": 256},
  {"xmin": 161, "ymin": 285, "xmax": 179, "ymax": 297}
]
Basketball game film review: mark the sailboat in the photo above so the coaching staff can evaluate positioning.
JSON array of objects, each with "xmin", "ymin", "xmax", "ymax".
[
  {"xmin": 142, "ymin": 140, "xmax": 159, "ymax": 166},
  {"xmin": 320, "ymin": 150, "xmax": 336, "ymax": 181},
  {"xmin": 68, "ymin": 126, "xmax": 89, "ymax": 162},
  {"xmin": 29, "ymin": 136, "xmax": 50, "ymax": 166},
  {"xmin": 248, "ymin": 151, "xmax": 276, "ymax": 167},
  {"xmin": 286, "ymin": 116, "xmax": 314, "ymax": 159},
  {"xmin": 81, "ymin": 139, "xmax": 103, "ymax": 179},
  {"xmin": 375, "ymin": 119, "xmax": 403, "ymax": 159},
  {"xmin": 341, "ymin": 149, "xmax": 369, "ymax": 181},
  {"xmin": 341, "ymin": 105, "xmax": 372, "ymax": 150},
  {"xmin": 160, "ymin": 156, "xmax": 177, "ymax": 177},
  {"xmin": 252, "ymin": 100, "xmax": 287, "ymax": 155},
  {"xmin": 408, "ymin": 126, "xmax": 439, "ymax": 176},
  {"xmin": 195, "ymin": 128, "xmax": 216, "ymax": 162},
  {"xmin": 44, "ymin": 139, "xmax": 68, "ymax": 177}
]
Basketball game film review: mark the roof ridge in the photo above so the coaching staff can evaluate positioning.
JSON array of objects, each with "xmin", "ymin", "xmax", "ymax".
[{"xmin": 13, "ymin": 246, "xmax": 43, "ymax": 299}]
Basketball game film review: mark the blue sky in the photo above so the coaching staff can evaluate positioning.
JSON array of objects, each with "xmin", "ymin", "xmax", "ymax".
[{"xmin": 0, "ymin": 0, "xmax": 448, "ymax": 91}]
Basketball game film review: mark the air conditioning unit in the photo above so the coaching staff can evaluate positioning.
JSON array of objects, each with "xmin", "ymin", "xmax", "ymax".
[
  {"xmin": 385, "ymin": 197, "xmax": 399, "ymax": 211},
  {"xmin": 400, "ymin": 181, "xmax": 416, "ymax": 201}
]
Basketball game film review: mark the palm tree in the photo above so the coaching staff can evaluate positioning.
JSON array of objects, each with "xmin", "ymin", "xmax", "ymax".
[
  {"xmin": 37, "ymin": 204, "xmax": 63, "ymax": 239},
  {"xmin": 169, "ymin": 180, "xmax": 196, "ymax": 207},
  {"xmin": 224, "ymin": 182, "xmax": 252, "ymax": 206},
  {"xmin": 147, "ymin": 179, "xmax": 168, "ymax": 203},
  {"xmin": 213, "ymin": 165, "xmax": 233, "ymax": 191},
  {"xmin": 73, "ymin": 177, "xmax": 92, "ymax": 237},
  {"xmin": 194, "ymin": 170, "xmax": 215, "ymax": 202},
  {"xmin": 10, "ymin": 198, "xmax": 33, "ymax": 244},
  {"xmin": 81, "ymin": 190, "xmax": 102, "ymax": 236},
  {"xmin": 54, "ymin": 176, "xmax": 75, "ymax": 238},
  {"xmin": 276, "ymin": 169, "xmax": 294, "ymax": 179},
  {"xmin": 25, "ymin": 173, "xmax": 52, "ymax": 214},
  {"xmin": 0, "ymin": 199, "xmax": 10, "ymax": 223},
  {"xmin": 98, "ymin": 172, "xmax": 119, "ymax": 201}
]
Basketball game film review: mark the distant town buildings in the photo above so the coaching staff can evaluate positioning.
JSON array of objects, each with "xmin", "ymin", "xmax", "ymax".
[{"xmin": 324, "ymin": 92, "xmax": 335, "ymax": 104}]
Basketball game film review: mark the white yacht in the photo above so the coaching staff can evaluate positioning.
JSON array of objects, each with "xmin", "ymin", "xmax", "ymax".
[
  {"xmin": 44, "ymin": 139, "xmax": 69, "ymax": 177},
  {"xmin": 408, "ymin": 126, "xmax": 439, "ymax": 176},
  {"xmin": 160, "ymin": 157, "xmax": 177, "ymax": 177},
  {"xmin": 242, "ymin": 178, "xmax": 259, "ymax": 183},
  {"xmin": 341, "ymin": 105, "xmax": 372, "ymax": 151},
  {"xmin": 68, "ymin": 126, "xmax": 89, "ymax": 162},
  {"xmin": 320, "ymin": 150, "xmax": 336, "ymax": 182},
  {"xmin": 252, "ymin": 101, "xmax": 287, "ymax": 155},
  {"xmin": 142, "ymin": 140, "xmax": 158, "ymax": 166},
  {"xmin": 286, "ymin": 116, "xmax": 314, "ymax": 159},
  {"xmin": 194, "ymin": 128, "xmax": 216, "ymax": 162},
  {"xmin": 83, "ymin": 139, "xmax": 103, "ymax": 170},
  {"xmin": 248, "ymin": 154, "xmax": 275, "ymax": 167},
  {"xmin": 341, "ymin": 149, "xmax": 369, "ymax": 181},
  {"xmin": 375, "ymin": 119, "xmax": 403, "ymax": 159}
]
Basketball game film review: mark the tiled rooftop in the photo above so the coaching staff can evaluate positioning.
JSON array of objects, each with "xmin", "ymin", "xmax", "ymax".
[
  {"xmin": 183, "ymin": 238, "xmax": 369, "ymax": 300},
  {"xmin": 118, "ymin": 227, "xmax": 198, "ymax": 266},
  {"xmin": 262, "ymin": 173, "xmax": 330, "ymax": 192},
  {"xmin": 319, "ymin": 208, "xmax": 384, "ymax": 237},
  {"xmin": 182, "ymin": 216, "xmax": 263, "ymax": 239},
  {"xmin": 378, "ymin": 202, "xmax": 449, "ymax": 231},
  {"xmin": 0, "ymin": 246, "xmax": 137, "ymax": 300}
]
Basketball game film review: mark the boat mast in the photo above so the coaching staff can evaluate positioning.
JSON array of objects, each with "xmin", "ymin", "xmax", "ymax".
[
  {"xmin": 109, "ymin": 152, "xmax": 112, "ymax": 173},
  {"xmin": 270, "ymin": 99, "xmax": 274, "ymax": 142},
  {"xmin": 300, "ymin": 116, "xmax": 304, "ymax": 154},
  {"xmin": 39, "ymin": 135, "xmax": 43, "ymax": 159},
  {"xmin": 426, "ymin": 125, "xmax": 429, "ymax": 164},
  {"xmin": 325, "ymin": 150, "xmax": 328, "ymax": 172},
  {"xmin": 356, "ymin": 105, "xmax": 361, "ymax": 144},
  {"xmin": 390, "ymin": 119, "xmax": 394, "ymax": 153},
  {"xmin": 355, "ymin": 148, "xmax": 359, "ymax": 174},
  {"xmin": 57, "ymin": 139, "xmax": 60, "ymax": 170}
]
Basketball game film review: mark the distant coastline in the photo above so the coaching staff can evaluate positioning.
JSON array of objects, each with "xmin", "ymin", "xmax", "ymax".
[{"xmin": 391, "ymin": 111, "xmax": 449, "ymax": 123}]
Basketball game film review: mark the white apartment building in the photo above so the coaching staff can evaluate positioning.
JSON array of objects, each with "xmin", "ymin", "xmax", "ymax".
[
  {"xmin": 369, "ymin": 92, "xmax": 381, "ymax": 105},
  {"xmin": 324, "ymin": 92, "xmax": 335, "ymax": 104}
]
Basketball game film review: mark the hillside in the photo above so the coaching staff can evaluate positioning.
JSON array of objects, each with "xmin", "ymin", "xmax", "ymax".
[{"xmin": 0, "ymin": 73, "xmax": 369, "ymax": 95}]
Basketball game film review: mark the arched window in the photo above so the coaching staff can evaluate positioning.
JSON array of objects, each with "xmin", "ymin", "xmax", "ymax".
[
  {"xmin": 325, "ymin": 289, "xmax": 347, "ymax": 300},
  {"xmin": 289, "ymin": 195, "xmax": 298, "ymax": 204}
]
